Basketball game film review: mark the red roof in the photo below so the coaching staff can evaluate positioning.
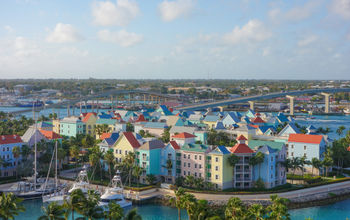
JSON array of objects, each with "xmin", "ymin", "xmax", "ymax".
[
  {"xmin": 100, "ymin": 133, "xmax": 111, "ymax": 140},
  {"xmin": 237, "ymin": 135, "xmax": 247, "ymax": 141},
  {"xmin": 347, "ymin": 146, "xmax": 350, "ymax": 152},
  {"xmin": 172, "ymin": 132, "xmax": 196, "ymax": 139},
  {"xmin": 123, "ymin": 132, "xmax": 140, "ymax": 148},
  {"xmin": 82, "ymin": 112, "xmax": 97, "ymax": 123},
  {"xmin": 288, "ymin": 134, "xmax": 323, "ymax": 144},
  {"xmin": 255, "ymin": 112, "xmax": 261, "ymax": 116},
  {"xmin": 251, "ymin": 116, "xmax": 266, "ymax": 123},
  {"xmin": 40, "ymin": 130, "xmax": 62, "ymax": 140},
  {"xmin": 135, "ymin": 114, "xmax": 147, "ymax": 122},
  {"xmin": 0, "ymin": 135, "xmax": 23, "ymax": 145},
  {"xmin": 169, "ymin": 141, "xmax": 180, "ymax": 150},
  {"xmin": 230, "ymin": 143, "xmax": 255, "ymax": 154}
]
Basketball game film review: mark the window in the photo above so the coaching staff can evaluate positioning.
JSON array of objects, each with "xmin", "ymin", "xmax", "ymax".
[
  {"xmin": 215, "ymin": 157, "xmax": 219, "ymax": 162},
  {"xmin": 188, "ymin": 155, "xmax": 191, "ymax": 159},
  {"xmin": 291, "ymin": 145, "xmax": 294, "ymax": 149},
  {"xmin": 194, "ymin": 172, "xmax": 197, "ymax": 177},
  {"xmin": 188, "ymin": 171, "xmax": 190, "ymax": 175},
  {"xmin": 199, "ymin": 173, "xmax": 202, "ymax": 178},
  {"xmin": 304, "ymin": 146, "xmax": 307, "ymax": 150},
  {"xmin": 271, "ymin": 166, "xmax": 273, "ymax": 170},
  {"xmin": 215, "ymin": 175, "xmax": 219, "ymax": 180},
  {"xmin": 195, "ymin": 155, "xmax": 197, "ymax": 160},
  {"xmin": 119, "ymin": 150, "xmax": 122, "ymax": 154},
  {"xmin": 184, "ymin": 162, "xmax": 186, "ymax": 167},
  {"xmin": 304, "ymin": 153, "xmax": 307, "ymax": 157},
  {"xmin": 291, "ymin": 152, "xmax": 294, "ymax": 157},
  {"xmin": 271, "ymin": 156, "xmax": 273, "ymax": 162},
  {"xmin": 215, "ymin": 166, "xmax": 218, "ymax": 171},
  {"xmin": 183, "ymin": 171, "xmax": 186, "ymax": 175},
  {"xmin": 194, "ymin": 164, "xmax": 197, "ymax": 168},
  {"xmin": 188, "ymin": 163, "xmax": 191, "ymax": 168},
  {"xmin": 125, "ymin": 150, "xmax": 128, "ymax": 155},
  {"xmin": 183, "ymin": 154, "xmax": 186, "ymax": 159},
  {"xmin": 199, "ymin": 155, "xmax": 202, "ymax": 160},
  {"xmin": 199, "ymin": 164, "xmax": 202, "ymax": 169}
]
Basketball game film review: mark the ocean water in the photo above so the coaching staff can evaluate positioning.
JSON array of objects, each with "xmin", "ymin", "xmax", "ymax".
[{"xmin": 15, "ymin": 198, "xmax": 350, "ymax": 220}]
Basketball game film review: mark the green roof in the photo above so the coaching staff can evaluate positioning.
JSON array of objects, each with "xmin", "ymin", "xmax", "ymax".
[
  {"xmin": 96, "ymin": 118, "xmax": 117, "ymax": 125},
  {"xmin": 181, "ymin": 143, "xmax": 209, "ymax": 153},
  {"xmin": 248, "ymin": 140, "xmax": 284, "ymax": 151}
]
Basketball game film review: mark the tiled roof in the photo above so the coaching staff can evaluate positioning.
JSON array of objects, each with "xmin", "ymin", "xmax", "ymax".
[
  {"xmin": 138, "ymin": 139, "xmax": 164, "ymax": 150},
  {"xmin": 82, "ymin": 112, "xmax": 97, "ymax": 123},
  {"xmin": 237, "ymin": 135, "xmax": 247, "ymax": 141},
  {"xmin": 169, "ymin": 141, "xmax": 180, "ymax": 150},
  {"xmin": 251, "ymin": 116, "xmax": 266, "ymax": 123},
  {"xmin": 210, "ymin": 145, "xmax": 231, "ymax": 155},
  {"xmin": 230, "ymin": 143, "xmax": 255, "ymax": 154},
  {"xmin": 181, "ymin": 143, "xmax": 209, "ymax": 153},
  {"xmin": 100, "ymin": 133, "xmax": 111, "ymax": 140},
  {"xmin": 135, "ymin": 114, "xmax": 147, "ymax": 122},
  {"xmin": 248, "ymin": 140, "xmax": 284, "ymax": 151},
  {"xmin": 172, "ymin": 132, "xmax": 196, "ymax": 139},
  {"xmin": 123, "ymin": 132, "xmax": 141, "ymax": 148},
  {"xmin": 0, "ymin": 135, "xmax": 23, "ymax": 145},
  {"xmin": 288, "ymin": 134, "xmax": 323, "ymax": 144},
  {"xmin": 40, "ymin": 130, "xmax": 61, "ymax": 140}
]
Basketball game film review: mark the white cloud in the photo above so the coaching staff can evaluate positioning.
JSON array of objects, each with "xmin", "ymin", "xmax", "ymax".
[
  {"xmin": 13, "ymin": 37, "xmax": 41, "ymax": 57},
  {"xmin": 285, "ymin": 1, "xmax": 320, "ymax": 21},
  {"xmin": 298, "ymin": 35, "xmax": 318, "ymax": 47},
  {"xmin": 330, "ymin": 0, "xmax": 350, "ymax": 19},
  {"xmin": 223, "ymin": 20, "xmax": 272, "ymax": 45},
  {"xmin": 268, "ymin": 8, "xmax": 281, "ymax": 21},
  {"xmin": 262, "ymin": 47, "xmax": 270, "ymax": 56},
  {"xmin": 92, "ymin": 0, "xmax": 139, "ymax": 26},
  {"xmin": 59, "ymin": 47, "xmax": 89, "ymax": 57},
  {"xmin": 4, "ymin": 25, "xmax": 14, "ymax": 33},
  {"xmin": 150, "ymin": 56, "xmax": 166, "ymax": 63},
  {"xmin": 46, "ymin": 23, "xmax": 84, "ymax": 43},
  {"xmin": 158, "ymin": 0, "xmax": 195, "ymax": 22},
  {"xmin": 97, "ymin": 29, "xmax": 143, "ymax": 47}
]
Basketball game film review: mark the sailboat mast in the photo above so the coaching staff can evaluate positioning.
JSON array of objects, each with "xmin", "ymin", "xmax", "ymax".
[
  {"xmin": 55, "ymin": 141, "xmax": 58, "ymax": 189},
  {"xmin": 33, "ymin": 101, "xmax": 37, "ymax": 188}
]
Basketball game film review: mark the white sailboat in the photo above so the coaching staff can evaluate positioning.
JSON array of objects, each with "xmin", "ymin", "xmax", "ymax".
[{"xmin": 99, "ymin": 170, "xmax": 132, "ymax": 209}]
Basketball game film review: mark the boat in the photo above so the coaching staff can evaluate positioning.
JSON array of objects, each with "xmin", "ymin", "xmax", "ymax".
[
  {"xmin": 68, "ymin": 166, "xmax": 90, "ymax": 194},
  {"xmin": 344, "ymin": 108, "xmax": 350, "ymax": 115},
  {"xmin": 17, "ymin": 100, "xmax": 44, "ymax": 108},
  {"xmin": 99, "ymin": 170, "xmax": 132, "ymax": 209}
]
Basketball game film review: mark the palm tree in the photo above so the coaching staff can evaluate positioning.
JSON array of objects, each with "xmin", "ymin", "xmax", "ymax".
[
  {"xmin": 311, "ymin": 158, "xmax": 321, "ymax": 176},
  {"xmin": 76, "ymin": 190, "xmax": 104, "ymax": 220},
  {"xmin": 172, "ymin": 187, "xmax": 186, "ymax": 220},
  {"xmin": 104, "ymin": 150, "xmax": 115, "ymax": 181},
  {"xmin": 0, "ymin": 192, "xmax": 25, "ymax": 220},
  {"xmin": 225, "ymin": 197, "xmax": 246, "ymax": 220},
  {"xmin": 291, "ymin": 157, "xmax": 302, "ymax": 183},
  {"xmin": 89, "ymin": 152, "xmax": 100, "ymax": 180},
  {"xmin": 182, "ymin": 193, "xmax": 197, "ymax": 220},
  {"xmin": 104, "ymin": 201, "xmax": 124, "ymax": 220},
  {"xmin": 164, "ymin": 159, "xmax": 173, "ymax": 180},
  {"xmin": 336, "ymin": 125, "xmax": 346, "ymax": 137},
  {"xmin": 123, "ymin": 152, "xmax": 136, "ymax": 187},
  {"xmin": 38, "ymin": 202, "xmax": 65, "ymax": 220},
  {"xmin": 66, "ymin": 189, "xmax": 85, "ymax": 220},
  {"xmin": 227, "ymin": 154, "xmax": 240, "ymax": 169},
  {"xmin": 322, "ymin": 149, "xmax": 334, "ymax": 177},
  {"xmin": 248, "ymin": 204, "xmax": 266, "ymax": 220},
  {"xmin": 124, "ymin": 208, "xmax": 142, "ymax": 220},
  {"xmin": 146, "ymin": 174, "xmax": 157, "ymax": 185},
  {"xmin": 300, "ymin": 156, "xmax": 308, "ymax": 178},
  {"xmin": 70, "ymin": 145, "xmax": 80, "ymax": 176},
  {"xmin": 132, "ymin": 166, "xmax": 143, "ymax": 187},
  {"xmin": 267, "ymin": 195, "xmax": 290, "ymax": 220},
  {"xmin": 12, "ymin": 146, "xmax": 21, "ymax": 179},
  {"xmin": 184, "ymin": 175, "xmax": 195, "ymax": 188}
]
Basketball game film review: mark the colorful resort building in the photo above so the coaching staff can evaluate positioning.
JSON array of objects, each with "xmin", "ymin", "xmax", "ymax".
[{"xmin": 0, "ymin": 135, "xmax": 24, "ymax": 177}]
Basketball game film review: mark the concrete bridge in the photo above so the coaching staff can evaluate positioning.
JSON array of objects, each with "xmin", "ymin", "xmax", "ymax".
[
  {"xmin": 11, "ymin": 89, "xmax": 179, "ymax": 116},
  {"xmin": 176, "ymin": 88, "xmax": 350, "ymax": 114}
]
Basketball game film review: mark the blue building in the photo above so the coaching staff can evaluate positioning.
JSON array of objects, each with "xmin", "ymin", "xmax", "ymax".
[{"xmin": 0, "ymin": 135, "xmax": 25, "ymax": 177}]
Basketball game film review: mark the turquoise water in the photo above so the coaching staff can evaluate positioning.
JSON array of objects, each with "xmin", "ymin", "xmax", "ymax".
[{"xmin": 15, "ymin": 198, "xmax": 350, "ymax": 219}]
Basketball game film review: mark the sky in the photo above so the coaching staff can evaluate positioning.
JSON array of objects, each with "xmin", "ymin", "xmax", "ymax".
[{"xmin": 0, "ymin": 0, "xmax": 350, "ymax": 80}]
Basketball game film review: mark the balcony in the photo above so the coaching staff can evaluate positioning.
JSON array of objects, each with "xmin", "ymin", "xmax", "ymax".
[{"xmin": 142, "ymin": 156, "xmax": 149, "ymax": 161}]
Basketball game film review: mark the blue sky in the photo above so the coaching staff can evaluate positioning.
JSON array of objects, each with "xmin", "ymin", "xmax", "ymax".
[{"xmin": 0, "ymin": 0, "xmax": 349, "ymax": 79}]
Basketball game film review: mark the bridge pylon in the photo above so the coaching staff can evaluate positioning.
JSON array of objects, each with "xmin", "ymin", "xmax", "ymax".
[
  {"xmin": 248, "ymin": 101, "xmax": 255, "ymax": 110},
  {"xmin": 286, "ymin": 95, "xmax": 295, "ymax": 116},
  {"xmin": 321, "ymin": 93, "xmax": 331, "ymax": 113}
]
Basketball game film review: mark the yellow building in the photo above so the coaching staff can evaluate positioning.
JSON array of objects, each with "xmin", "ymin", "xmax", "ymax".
[
  {"xmin": 209, "ymin": 146, "xmax": 234, "ymax": 190},
  {"xmin": 82, "ymin": 113, "xmax": 97, "ymax": 136},
  {"xmin": 52, "ymin": 119, "xmax": 60, "ymax": 134},
  {"xmin": 203, "ymin": 115, "xmax": 219, "ymax": 129},
  {"xmin": 112, "ymin": 132, "xmax": 140, "ymax": 162}
]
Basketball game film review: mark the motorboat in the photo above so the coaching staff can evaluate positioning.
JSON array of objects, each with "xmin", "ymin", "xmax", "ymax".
[
  {"xmin": 344, "ymin": 108, "xmax": 350, "ymax": 115},
  {"xmin": 99, "ymin": 170, "xmax": 132, "ymax": 209}
]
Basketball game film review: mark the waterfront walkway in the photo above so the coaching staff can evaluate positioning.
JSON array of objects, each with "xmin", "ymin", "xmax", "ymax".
[{"xmin": 159, "ymin": 180, "xmax": 350, "ymax": 202}]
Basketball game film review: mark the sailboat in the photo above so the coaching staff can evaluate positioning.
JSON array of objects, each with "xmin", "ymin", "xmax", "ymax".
[
  {"xmin": 99, "ymin": 170, "xmax": 132, "ymax": 209},
  {"xmin": 4, "ymin": 102, "xmax": 56, "ymax": 199},
  {"xmin": 42, "ymin": 141, "xmax": 67, "ymax": 203}
]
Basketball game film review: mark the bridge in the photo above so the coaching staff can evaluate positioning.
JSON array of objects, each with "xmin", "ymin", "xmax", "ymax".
[
  {"xmin": 175, "ymin": 88, "xmax": 350, "ymax": 114},
  {"xmin": 11, "ymin": 89, "xmax": 180, "ymax": 116}
]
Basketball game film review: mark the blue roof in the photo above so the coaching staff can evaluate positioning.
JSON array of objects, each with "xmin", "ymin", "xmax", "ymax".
[
  {"xmin": 277, "ymin": 113, "xmax": 289, "ymax": 123},
  {"xmin": 158, "ymin": 105, "xmax": 172, "ymax": 116},
  {"xmin": 259, "ymin": 125, "xmax": 276, "ymax": 133},
  {"xmin": 288, "ymin": 123, "xmax": 300, "ymax": 133},
  {"xmin": 225, "ymin": 112, "xmax": 240, "ymax": 123},
  {"xmin": 215, "ymin": 121, "xmax": 226, "ymax": 130},
  {"xmin": 307, "ymin": 125, "xmax": 317, "ymax": 130},
  {"xmin": 98, "ymin": 112, "xmax": 112, "ymax": 119},
  {"xmin": 174, "ymin": 118, "xmax": 185, "ymax": 126},
  {"xmin": 204, "ymin": 115, "xmax": 219, "ymax": 122},
  {"xmin": 218, "ymin": 145, "xmax": 231, "ymax": 154}
]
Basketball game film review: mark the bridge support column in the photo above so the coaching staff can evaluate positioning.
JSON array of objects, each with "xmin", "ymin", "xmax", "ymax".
[
  {"xmin": 321, "ymin": 93, "xmax": 331, "ymax": 113},
  {"xmin": 286, "ymin": 95, "xmax": 295, "ymax": 116},
  {"xmin": 218, "ymin": 106, "xmax": 224, "ymax": 112},
  {"xmin": 111, "ymin": 96, "xmax": 114, "ymax": 112},
  {"xmin": 80, "ymin": 101, "xmax": 82, "ymax": 115},
  {"xmin": 248, "ymin": 101, "xmax": 255, "ymax": 110},
  {"xmin": 143, "ymin": 94, "xmax": 146, "ymax": 105}
]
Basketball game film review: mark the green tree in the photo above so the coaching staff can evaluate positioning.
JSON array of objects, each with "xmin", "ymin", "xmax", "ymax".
[
  {"xmin": 336, "ymin": 125, "xmax": 346, "ymax": 137},
  {"xmin": 161, "ymin": 126, "xmax": 171, "ymax": 143},
  {"xmin": 104, "ymin": 150, "xmax": 115, "ymax": 181},
  {"xmin": 322, "ymin": 149, "xmax": 333, "ymax": 177},
  {"xmin": 172, "ymin": 187, "xmax": 186, "ymax": 220},
  {"xmin": 250, "ymin": 152, "xmax": 265, "ymax": 179},
  {"xmin": 69, "ymin": 145, "xmax": 80, "ymax": 175},
  {"xmin": 124, "ymin": 208, "xmax": 142, "ymax": 220},
  {"xmin": 104, "ymin": 201, "xmax": 124, "ymax": 220},
  {"xmin": 77, "ymin": 190, "xmax": 104, "ymax": 220},
  {"xmin": 145, "ymin": 174, "xmax": 157, "ymax": 185},
  {"xmin": 311, "ymin": 158, "xmax": 321, "ymax": 176},
  {"xmin": 66, "ymin": 189, "xmax": 85, "ymax": 220},
  {"xmin": 132, "ymin": 166, "xmax": 143, "ymax": 188},
  {"xmin": 267, "ymin": 195, "xmax": 290, "ymax": 220},
  {"xmin": 248, "ymin": 204, "xmax": 266, "ymax": 220},
  {"xmin": 0, "ymin": 193, "xmax": 25, "ymax": 220},
  {"xmin": 225, "ymin": 197, "xmax": 246, "ymax": 220},
  {"xmin": 12, "ymin": 146, "xmax": 21, "ymax": 180},
  {"xmin": 38, "ymin": 202, "xmax": 65, "ymax": 220}
]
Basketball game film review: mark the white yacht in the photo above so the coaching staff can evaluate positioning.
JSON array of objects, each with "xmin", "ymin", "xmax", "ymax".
[
  {"xmin": 99, "ymin": 170, "xmax": 132, "ymax": 209},
  {"xmin": 344, "ymin": 108, "xmax": 350, "ymax": 115}
]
